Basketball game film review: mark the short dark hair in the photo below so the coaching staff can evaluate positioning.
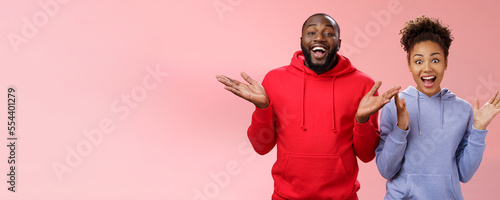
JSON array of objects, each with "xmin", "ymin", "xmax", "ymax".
[
  {"xmin": 302, "ymin": 13, "xmax": 340, "ymax": 37},
  {"xmin": 400, "ymin": 15, "xmax": 453, "ymax": 63}
]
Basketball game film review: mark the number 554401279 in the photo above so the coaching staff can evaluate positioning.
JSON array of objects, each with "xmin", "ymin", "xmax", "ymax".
[{"xmin": 8, "ymin": 88, "xmax": 15, "ymax": 136}]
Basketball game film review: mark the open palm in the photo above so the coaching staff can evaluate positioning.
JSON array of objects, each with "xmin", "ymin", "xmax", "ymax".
[
  {"xmin": 216, "ymin": 72, "xmax": 270, "ymax": 109},
  {"xmin": 356, "ymin": 81, "xmax": 401, "ymax": 123},
  {"xmin": 473, "ymin": 91, "xmax": 500, "ymax": 130}
]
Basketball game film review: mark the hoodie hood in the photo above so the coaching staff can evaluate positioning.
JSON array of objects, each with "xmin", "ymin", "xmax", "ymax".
[
  {"xmin": 290, "ymin": 50, "xmax": 357, "ymax": 132},
  {"xmin": 401, "ymin": 86, "xmax": 456, "ymax": 135}
]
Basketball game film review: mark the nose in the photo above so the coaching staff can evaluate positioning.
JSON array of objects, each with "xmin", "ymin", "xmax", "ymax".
[
  {"xmin": 313, "ymin": 32, "xmax": 325, "ymax": 42},
  {"xmin": 422, "ymin": 62, "xmax": 432, "ymax": 72}
]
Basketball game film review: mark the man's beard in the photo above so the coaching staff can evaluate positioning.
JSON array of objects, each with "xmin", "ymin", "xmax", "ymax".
[{"xmin": 301, "ymin": 44, "xmax": 338, "ymax": 74}]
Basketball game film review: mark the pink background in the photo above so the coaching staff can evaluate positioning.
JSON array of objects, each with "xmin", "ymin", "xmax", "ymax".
[{"xmin": 1, "ymin": 0, "xmax": 499, "ymax": 199}]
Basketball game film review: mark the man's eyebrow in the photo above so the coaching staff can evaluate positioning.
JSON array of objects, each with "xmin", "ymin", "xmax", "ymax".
[{"xmin": 306, "ymin": 24, "xmax": 335, "ymax": 29}]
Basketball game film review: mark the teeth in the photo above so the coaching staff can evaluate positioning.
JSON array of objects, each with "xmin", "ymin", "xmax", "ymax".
[
  {"xmin": 422, "ymin": 76, "xmax": 435, "ymax": 80},
  {"xmin": 312, "ymin": 47, "xmax": 326, "ymax": 51}
]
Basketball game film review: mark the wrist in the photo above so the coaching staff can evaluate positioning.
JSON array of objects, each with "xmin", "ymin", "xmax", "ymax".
[
  {"xmin": 255, "ymin": 100, "xmax": 270, "ymax": 109},
  {"xmin": 397, "ymin": 123, "xmax": 408, "ymax": 131},
  {"xmin": 474, "ymin": 123, "xmax": 486, "ymax": 130},
  {"xmin": 355, "ymin": 115, "xmax": 369, "ymax": 123}
]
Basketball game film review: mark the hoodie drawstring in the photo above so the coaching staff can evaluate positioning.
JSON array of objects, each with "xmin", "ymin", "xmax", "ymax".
[
  {"xmin": 301, "ymin": 68, "xmax": 307, "ymax": 131},
  {"xmin": 331, "ymin": 76, "xmax": 337, "ymax": 133},
  {"xmin": 417, "ymin": 92, "xmax": 422, "ymax": 135},
  {"xmin": 440, "ymin": 91, "xmax": 444, "ymax": 129},
  {"xmin": 300, "ymin": 67, "xmax": 337, "ymax": 133},
  {"xmin": 416, "ymin": 90, "xmax": 445, "ymax": 136},
  {"xmin": 332, "ymin": 76, "xmax": 337, "ymax": 133}
]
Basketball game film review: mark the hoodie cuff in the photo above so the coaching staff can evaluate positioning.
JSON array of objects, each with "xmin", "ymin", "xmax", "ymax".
[
  {"xmin": 353, "ymin": 119, "xmax": 376, "ymax": 137},
  {"xmin": 252, "ymin": 101, "xmax": 274, "ymax": 122},
  {"xmin": 389, "ymin": 123, "xmax": 410, "ymax": 143},
  {"xmin": 469, "ymin": 126, "xmax": 488, "ymax": 144}
]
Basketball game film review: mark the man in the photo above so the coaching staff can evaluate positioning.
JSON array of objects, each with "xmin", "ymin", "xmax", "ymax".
[{"xmin": 216, "ymin": 13, "xmax": 400, "ymax": 200}]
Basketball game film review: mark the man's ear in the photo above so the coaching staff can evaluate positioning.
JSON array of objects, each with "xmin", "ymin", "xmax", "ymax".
[{"xmin": 338, "ymin": 38, "xmax": 342, "ymax": 50}]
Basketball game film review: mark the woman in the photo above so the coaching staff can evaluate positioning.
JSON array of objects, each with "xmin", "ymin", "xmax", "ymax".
[{"xmin": 376, "ymin": 15, "xmax": 500, "ymax": 199}]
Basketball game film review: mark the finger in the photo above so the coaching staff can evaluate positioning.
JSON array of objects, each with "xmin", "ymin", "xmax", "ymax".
[
  {"xmin": 217, "ymin": 76, "xmax": 236, "ymax": 88},
  {"xmin": 223, "ymin": 75, "xmax": 243, "ymax": 86},
  {"xmin": 224, "ymin": 86, "xmax": 243, "ymax": 97},
  {"xmin": 475, "ymin": 99, "xmax": 480, "ymax": 110},
  {"xmin": 383, "ymin": 85, "xmax": 401, "ymax": 99},
  {"xmin": 367, "ymin": 81, "xmax": 382, "ymax": 96},
  {"xmin": 394, "ymin": 93, "xmax": 401, "ymax": 107},
  {"xmin": 493, "ymin": 91, "xmax": 500, "ymax": 105},
  {"xmin": 488, "ymin": 91, "xmax": 498, "ymax": 104},
  {"xmin": 241, "ymin": 72, "xmax": 258, "ymax": 85},
  {"xmin": 218, "ymin": 76, "xmax": 242, "ymax": 89},
  {"xmin": 401, "ymin": 98, "xmax": 407, "ymax": 109},
  {"xmin": 216, "ymin": 74, "xmax": 230, "ymax": 83}
]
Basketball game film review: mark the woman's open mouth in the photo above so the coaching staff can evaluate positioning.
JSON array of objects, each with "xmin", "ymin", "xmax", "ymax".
[{"xmin": 421, "ymin": 75, "xmax": 436, "ymax": 88}]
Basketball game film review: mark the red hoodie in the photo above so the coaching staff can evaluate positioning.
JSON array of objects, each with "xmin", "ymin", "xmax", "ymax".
[{"xmin": 248, "ymin": 51, "xmax": 380, "ymax": 200}]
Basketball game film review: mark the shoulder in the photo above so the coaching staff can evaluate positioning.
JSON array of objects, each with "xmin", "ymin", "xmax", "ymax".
[
  {"xmin": 264, "ymin": 65, "xmax": 293, "ymax": 79},
  {"xmin": 449, "ymin": 96, "xmax": 473, "ymax": 112},
  {"xmin": 344, "ymin": 69, "xmax": 375, "ymax": 87},
  {"xmin": 351, "ymin": 69, "xmax": 374, "ymax": 81},
  {"xmin": 262, "ymin": 65, "xmax": 295, "ymax": 87}
]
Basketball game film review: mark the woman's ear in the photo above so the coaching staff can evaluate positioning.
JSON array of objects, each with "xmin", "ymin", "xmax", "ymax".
[
  {"xmin": 408, "ymin": 60, "xmax": 412, "ymax": 72},
  {"xmin": 407, "ymin": 53, "xmax": 411, "ymax": 71},
  {"xmin": 444, "ymin": 58, "xmax": 448, "ymax": 71}
]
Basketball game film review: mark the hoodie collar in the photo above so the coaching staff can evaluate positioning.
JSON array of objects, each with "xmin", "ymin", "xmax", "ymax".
[
  {"xmin": 402, "ymin": 86, "xmax": 455, "ymax": 135},
  {"xmin": 404, "ymin": 86, "xmax": 453, "ymax": 99},
  {"xmin": 290, "ymin": 50, "xmax": 356, "ymax": 133}
]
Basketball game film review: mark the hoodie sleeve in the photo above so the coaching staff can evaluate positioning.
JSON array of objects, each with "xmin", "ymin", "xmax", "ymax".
[
  {"xmin": 456, "ymin": 108, "xmax": 487, "ymax": 183},
  {"xmin": 246, "ymin": 77, "xmax": 277, "ymax": 155},
  {"xmin": 375, "ymin": 101, "xmax": 410, "ymax": 180},
  {"xmin": 353, "ymin": 90, "xmax": 381, "ymax": 163}
]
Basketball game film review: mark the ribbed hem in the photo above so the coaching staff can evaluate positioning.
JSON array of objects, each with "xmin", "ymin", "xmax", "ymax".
[
  {"xmin": 252, "ymin": 101, "xmax": 273, "ymax": 122},
  {"xmin": 353, "ymin": 119, "xmax": 375, "ymax": 137},
  {"xmin": 469, "ymin": 126, "xmax": 488, "ymax": 144},
  {"xmin": 389, "ymin": 122, "xmax": 410, "ymax": 143}
]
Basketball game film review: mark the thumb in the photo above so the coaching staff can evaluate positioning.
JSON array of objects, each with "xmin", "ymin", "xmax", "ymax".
[
  {"xmin": 368, "ymin": 81, "xmax": 382, "ymax": 96},
  {"xmin": 401, "ymin": 98, "xmax": 406, "ymax": 109},
  {"xmin": 474, "ymin": 99, "xmax": 480, "ymax": 110},
  {"xmin": 241, "ymin": 72, "xmax": 257, "ymax": 85}
]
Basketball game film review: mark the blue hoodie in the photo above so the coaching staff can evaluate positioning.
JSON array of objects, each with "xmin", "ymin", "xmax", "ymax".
[{"xmin": 376, "ymin": 86, "xmax": 488, "ymax": 200}]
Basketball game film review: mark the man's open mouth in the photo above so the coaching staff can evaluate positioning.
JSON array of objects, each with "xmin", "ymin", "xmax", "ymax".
[
  {"xmin": 311, "ymin": 46, "xmax": 327, "ymax": 59},
  {"xmin": 421, "ymin": 75, "xmax": 436, "ymax": 88}
]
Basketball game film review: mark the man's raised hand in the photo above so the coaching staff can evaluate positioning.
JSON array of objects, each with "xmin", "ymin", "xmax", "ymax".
[
  {"xmin": 356, "ymin": 81, "xmax": 401, "ymax": 123},
  {"xmin": 216, "ymin": 72, "xmax": 270, "ymax": 109}
]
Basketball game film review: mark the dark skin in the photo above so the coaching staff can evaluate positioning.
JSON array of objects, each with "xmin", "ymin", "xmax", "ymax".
[
  {"xmin": 301, "ymin": 15, "xmax": 341, "ymax": 74},
  {"xmin": 216, "ymin": 14, "xmax": 400, "ymax": 123}
]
